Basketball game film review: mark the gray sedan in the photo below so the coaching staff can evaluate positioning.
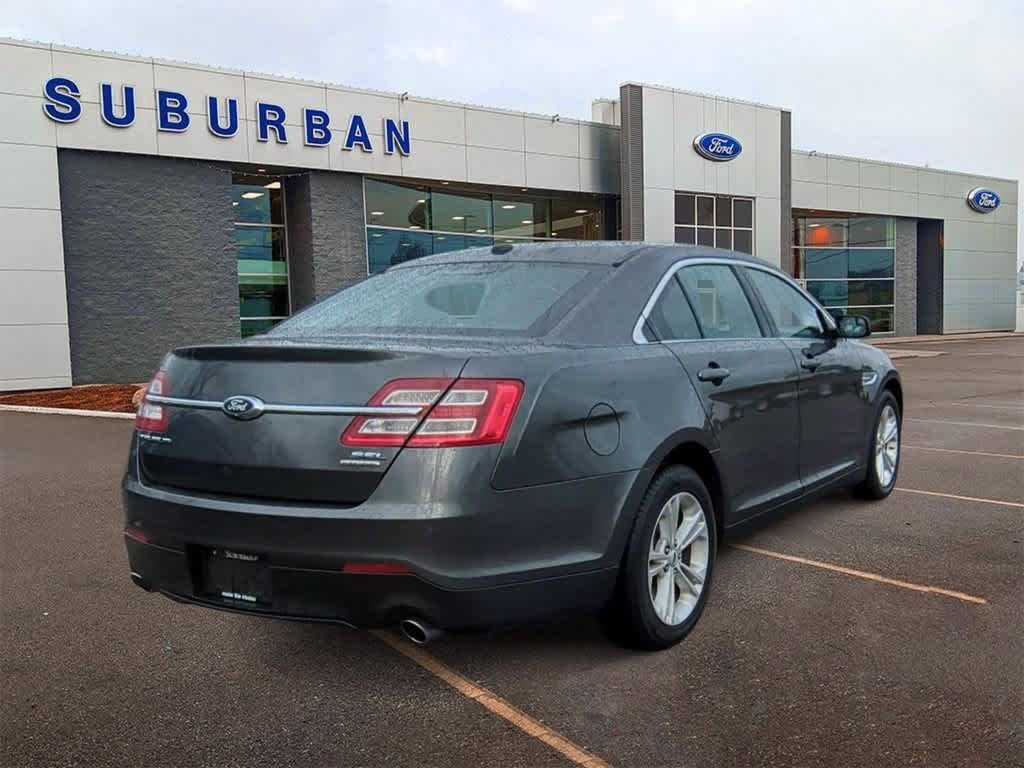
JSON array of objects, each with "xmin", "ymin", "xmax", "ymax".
[{"xmin": 123, "ymin": 243, "xmax": 901, "ymax": 649}]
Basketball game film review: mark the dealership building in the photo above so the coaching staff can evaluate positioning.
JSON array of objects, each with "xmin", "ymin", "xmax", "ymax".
[{"xmin": 0, "ymin": 38, "xmax": 1019, "ymax": 391}]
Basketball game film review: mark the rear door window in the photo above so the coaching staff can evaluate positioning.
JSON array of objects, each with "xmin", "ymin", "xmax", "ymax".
[
  {"xmin": 677, "ymin": 265, "xmax": 762, "ymax": 339},
  {"xmin": 269, "ymin": 262, "xmax": 601, "ymax": 338},
  {"xmin": 643, "ymin": 277, "xmax": 702, "ymax": 341}
]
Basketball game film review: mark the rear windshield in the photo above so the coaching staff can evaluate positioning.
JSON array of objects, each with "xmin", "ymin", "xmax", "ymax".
[{"xmin": 267, "ymin": 261, "xmax": 602, "ymax": 339}]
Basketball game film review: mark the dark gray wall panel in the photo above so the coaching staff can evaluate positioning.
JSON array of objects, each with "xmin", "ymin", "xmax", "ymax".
[
  {"xmin": 308, "ymin": 171, "xmax": 367, "ymax": 298},
  {"xmin": 894, "ymin": 218, "xmax": 918, "ymax": 337},
  {"xmin": 284, "ymin": 173, "xmax": 316, "ymax": 311},
  {"xmin": 280, "ymin": 170, "xmax": 368, "ymax": 314},
  {"xmin": 780, "ymin": 111, "xmax": 793, "ymax": 274},
  {"xmin": 916, "ymin": 219, "xmax": 944, "ymax": 334},
  {"xmin": 619, "ymin": 84, "xmax": 644, "ymax": 240},
  {"xmin": 58, "ymin": 150, "xmax": 237, "ymax": 384}
]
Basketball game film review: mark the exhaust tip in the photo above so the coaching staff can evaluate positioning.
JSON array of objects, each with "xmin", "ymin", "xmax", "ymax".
[
  {"xmin": 400, "ymin": 618, "xmax": 440, "ymax": 645},
  {"xmin": 130, "ymin": 571, "xmax": 153, "ymax": 592}
]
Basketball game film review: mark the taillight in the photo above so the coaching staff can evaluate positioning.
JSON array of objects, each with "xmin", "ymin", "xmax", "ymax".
[
  {"xmin": 135, "ymin": 370, "xmax": 169, "ymax": 433},
  {"xmin": 340, "ymin": 377, "xmax": 524, "ymax": 448},
  {"xmin": 341, "ymin": 377, "xmax": 453, "ymax": 447},
  {"xmin": 123, "ymin": 527, "xmax": 149, "ymax": 544},
  {"xmin": 409, "ymin": 379, "xmax": 524, "ymax": 447}
]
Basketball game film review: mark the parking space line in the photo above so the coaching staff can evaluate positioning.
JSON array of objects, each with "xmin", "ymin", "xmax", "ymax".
[
  {"xmin": 903, "ymin": 445, "xmax": 1022, "ymax": 460},
  {"xmin": 949, "ymin": 402, "xmax": 1024, "ymax": 411},
  {"xmin": 895, "ymin": 487, "xmax": 1024, "ymax": 509},
  {"xmin": 732, "ymin": 544, "xmax": 988, "ymax": 605},
  {"xmin": 904, "ymin": 417, "xmax": 1024, "ymax": 432},
  {"xmin": 372, "ymin": 630, "xmax": 611, "ymax": 768}
]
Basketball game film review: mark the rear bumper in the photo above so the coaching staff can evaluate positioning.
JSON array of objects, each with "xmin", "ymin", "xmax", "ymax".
[
  {"xmin": 122, "ymin": 465, "xmax": 644, "ymax": 629},
  {"xmin": 125, "ymin": 536, "xmax": 616, "ymax": 629}
]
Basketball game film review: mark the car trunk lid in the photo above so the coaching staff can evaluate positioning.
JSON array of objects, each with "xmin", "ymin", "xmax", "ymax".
[{"xmin": 136, "ymin": 343, "xmax": 469, "ymax": 504}]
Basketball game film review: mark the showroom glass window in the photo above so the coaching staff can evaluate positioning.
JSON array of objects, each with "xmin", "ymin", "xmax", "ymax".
[
  {"xmin": 674, "ymin": 193, "xmax": 754, "ymax": 254},
  {"xmin": 233, "ymin": 173, "xmax": 289, "ymax": 337},
  {"xmin": 364, "ymin": 178, "xmax": 609, "ymax": 274},
  {"xmin": 792, "ymin": 215, "xmax": 894, "ymax": 334}
]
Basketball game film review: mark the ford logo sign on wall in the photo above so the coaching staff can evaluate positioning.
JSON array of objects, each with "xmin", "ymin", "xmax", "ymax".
[
  {"xmin": 222, "ymin": 395, "xmax": 265, "ymax": 420},
  {"xmin": 966, "ymin": 187, "xmax": 1001, "ymax": 213},
  {"xmin": 693, "ymin": 132, "xmax": 743, "ymax": 162}
]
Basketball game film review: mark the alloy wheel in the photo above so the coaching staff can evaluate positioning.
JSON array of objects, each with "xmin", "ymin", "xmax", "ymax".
[
  {"xmin": 875, "ymin": 403, "xmax": 899, "ymax": 488},
  {"xmin": 647, "ymin": 492, "xmax": 710, "ymax": 626}
]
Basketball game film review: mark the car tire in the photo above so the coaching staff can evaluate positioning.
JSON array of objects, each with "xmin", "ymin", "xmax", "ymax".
[
  {"xmin": 604, "ymin": 465, "xmax": 717, "ymax": 651},
  {"xmin": 854, "ymin": 391, "xmax": 901, "ymax": 500}
]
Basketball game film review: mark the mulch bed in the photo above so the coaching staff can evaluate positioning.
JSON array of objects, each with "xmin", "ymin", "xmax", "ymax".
[{"xmin": 0, "ymin": 383, "xmax": 145, "ymax": 413}]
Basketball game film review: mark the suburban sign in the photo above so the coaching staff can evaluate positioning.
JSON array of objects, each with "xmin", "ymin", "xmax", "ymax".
[
  {"xmin": 693, "ymin": 132, "xmax": 742, "ymax": 162},
  {"xmin": 41, "ymin": 76, "xmax": 412, "ymax": 155},
  {"xmin": 966, "ymin": 187, "xmax": 1001, "ymax": 213}
]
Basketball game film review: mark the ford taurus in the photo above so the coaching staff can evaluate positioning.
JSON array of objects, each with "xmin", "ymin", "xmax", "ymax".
[{"xmin": 123, "ymin": 243, "xmax": 902, "ymax": 649}]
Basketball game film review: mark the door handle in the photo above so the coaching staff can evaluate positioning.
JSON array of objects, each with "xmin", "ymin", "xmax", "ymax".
[
  {"xmin": 697, "ymin": 367, "xmax": 732, "ymax": 384},
  {"xmin": 800, "ymin": 359, "xmax": 821, "ymax": 372}
]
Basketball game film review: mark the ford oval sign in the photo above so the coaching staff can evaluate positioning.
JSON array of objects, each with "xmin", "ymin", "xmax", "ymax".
[
  {"xmin": 966, "ymin": 187, "xmax": 1001, "ymax": 213},
  {"xmin": 693, "ymin": 132, "xmax": 742, "ymax": 162},
  {"xmin": 222, "ymin": 395, "xmax": 265, "ymax": 420}
]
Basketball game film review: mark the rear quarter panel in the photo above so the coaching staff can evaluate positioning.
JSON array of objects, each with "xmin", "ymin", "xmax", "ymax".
[{"xmin": 461, "ymin": 345, "xmax": 713, "ymax": 490}]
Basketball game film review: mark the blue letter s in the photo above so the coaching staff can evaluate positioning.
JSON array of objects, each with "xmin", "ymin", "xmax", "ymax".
[{"xmin": 42, "ymin": 77, "xmax": 82, "ymax": 123}]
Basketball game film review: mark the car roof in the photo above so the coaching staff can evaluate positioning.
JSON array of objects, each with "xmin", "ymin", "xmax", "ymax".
[{"xmin": 387, "ymin": 241, "xmax": 781, "ymax": 272}]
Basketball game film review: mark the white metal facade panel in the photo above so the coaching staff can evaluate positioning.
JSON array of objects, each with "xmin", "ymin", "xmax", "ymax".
[
  {"xmin": 6, "ymin": 39, "xmax": 616, "ymax": 194},
  {"xmin": 467, "ymin": 146, "xmax": 526, "ymax": 187},
  {"xmin": 0, "ymin": 40, "xmax": 72, "ymax": 390},
  {"xmin": 792, "ymin": 149, "xmax": 1019, "ymax": 332},
  {"xmin": 638, "ymin": 83, "xmax": 784, "ymax": 264},
  {"xmin": 0, "ymin": 37, "xmax": 621, "ymax": 388}
]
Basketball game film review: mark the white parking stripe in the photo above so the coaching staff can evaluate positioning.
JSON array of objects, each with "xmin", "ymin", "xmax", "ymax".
[
  {"xmin": 903, "ymin": 445, "xmax": 1023, "ymax": 460},
  {"xmin": 373, "ymin": 630, "xmax": 611, "ymax": 768},
  {"xmin": 904, "ymin": 417, "xmax": 1024, "ymax": 432},
  {"xmin": 950, "ymin": 402, "xmax": 1024, "ymax": 411},
  {"xmin": 733, "ymin": 544, "xmax": 987, "ymax": 604},
  {"xmin": 895, "ymin": 487, "xmax": 1024, "ymax": 509}
]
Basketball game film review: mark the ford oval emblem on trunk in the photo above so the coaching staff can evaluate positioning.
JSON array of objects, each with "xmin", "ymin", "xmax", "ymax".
[
  {"xmin": 966, "ymin": 187, "xmax": 1000, "ymax": 213},
  {"xmin": 222, "ymin": 395, "xmax": 265, "ymax": 420},
  {"xmin": 693, "ymin": 132, "xmax": 742, "ymax": 162}
]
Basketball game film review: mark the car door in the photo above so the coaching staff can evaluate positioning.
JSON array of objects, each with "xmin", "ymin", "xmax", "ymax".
[
  {"xmin": 740, "ymin": 266, "xmax": 868, "ymax": 490},
  {"xmin": 642, "ymin": 262, "xmax": 802, "ymax": 524}
]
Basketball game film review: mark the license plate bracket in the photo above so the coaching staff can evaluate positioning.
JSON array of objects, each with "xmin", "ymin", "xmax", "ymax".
[{"xmin": 196, "ymin": 547, "xmax": 272, "ymax": 605}]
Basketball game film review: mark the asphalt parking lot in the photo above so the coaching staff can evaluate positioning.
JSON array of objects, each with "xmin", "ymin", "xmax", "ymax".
[{"xmin": 2, "ymin": 337, "xmax": 1022, "ymax": 768}]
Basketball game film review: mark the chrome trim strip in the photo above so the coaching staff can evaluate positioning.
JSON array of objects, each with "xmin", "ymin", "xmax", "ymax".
[
  {"xmin": 632, "ymin": 256, "xmax": 838, "ymax": 345},
  {"xmin": 144, "ymin": 394, "xmax": 422, "ymax": 417}
]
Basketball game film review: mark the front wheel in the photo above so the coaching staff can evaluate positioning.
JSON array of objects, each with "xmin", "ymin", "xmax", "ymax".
[
  {"xmin": 605, "ymin": 466, "xmax": 717, "ymax": 650},
  {"xmin": 854, "ymin": 391, "xmax": 901, "ymax": 500}
]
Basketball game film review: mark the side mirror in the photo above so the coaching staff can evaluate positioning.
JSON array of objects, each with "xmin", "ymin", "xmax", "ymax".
[{"xmin": 837, "ymin": 314, "xmax": 871, "ymax": 338}]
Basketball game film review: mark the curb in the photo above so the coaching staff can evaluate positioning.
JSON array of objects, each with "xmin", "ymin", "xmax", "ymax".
[
  {"xmin": 872, "ymin": 332, "xmax": 1022, "ymax": 346},
  {"xmin": 0, "ymin": 404, "xmax": 135, "ymax": 420},
  {"xmin": 884, "ymin": 349, "xmax": 945, "ymax": 360}
]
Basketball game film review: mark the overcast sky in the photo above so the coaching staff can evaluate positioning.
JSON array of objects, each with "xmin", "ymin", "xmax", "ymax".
[{"xmin": 4, "ymin": 0, "xmax": 1021, "ymax": 265}]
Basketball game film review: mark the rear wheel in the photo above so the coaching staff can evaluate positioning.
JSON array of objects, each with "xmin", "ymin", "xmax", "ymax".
[
  {"xmin": 605, "ymin": 466, "xmax": 717, "ymax": 650},
  {"xmin": 854, "ymin": 391, "xmax": 901, "ymax": 499}
]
